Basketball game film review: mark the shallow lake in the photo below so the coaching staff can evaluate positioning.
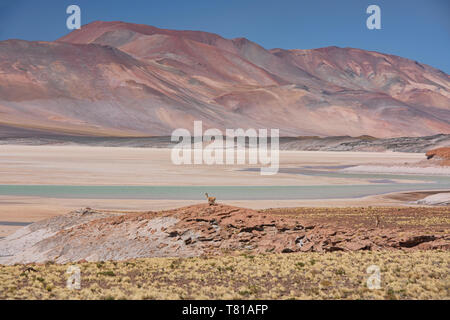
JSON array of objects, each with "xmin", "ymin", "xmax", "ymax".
[{"xmin": 0, "ymin": 169, "xmax": 448, "ymax": 200}]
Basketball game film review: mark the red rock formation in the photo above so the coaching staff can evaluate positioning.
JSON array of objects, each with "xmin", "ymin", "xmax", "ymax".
[
  {"xmin": 426, "ymin": 147, "xmax": 450, "ymax": 165},
  {"xmin": 2, "ymin": 204, "xmax": 448, "ymax": 264}
]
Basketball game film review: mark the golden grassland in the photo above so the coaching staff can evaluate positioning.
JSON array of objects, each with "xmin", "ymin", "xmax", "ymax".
[
  {"xmin": 263, "ymin": 206, "xmax": 450, "ymax": 228},
  {"xmin": 1, "ymin": 251, "xmax": 448, "ymax": 300}
]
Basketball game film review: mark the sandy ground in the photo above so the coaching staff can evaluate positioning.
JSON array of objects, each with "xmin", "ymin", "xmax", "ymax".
[{"xmin": 0, "ymin": 145, "xmax": 435, "ymax": 236}]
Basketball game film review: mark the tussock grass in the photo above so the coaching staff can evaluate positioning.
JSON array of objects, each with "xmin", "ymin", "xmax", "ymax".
[{"xmin": 1, "ymin": 251, "xmax": 448, "ymax": 300}]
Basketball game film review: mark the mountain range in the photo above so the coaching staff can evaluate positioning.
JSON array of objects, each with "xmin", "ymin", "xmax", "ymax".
[{"xmin": 0, "ymin": 21, "xmax": 449, "ymax": 137}]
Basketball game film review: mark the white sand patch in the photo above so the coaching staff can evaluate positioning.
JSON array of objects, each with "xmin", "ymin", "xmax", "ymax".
[
  {"xmin": 415, "ymin": 193, "xmax": 450, "ymax": 206},
  {"xmin": 341, "ymin": 165, "xmax": 450, "ymax": 176}
]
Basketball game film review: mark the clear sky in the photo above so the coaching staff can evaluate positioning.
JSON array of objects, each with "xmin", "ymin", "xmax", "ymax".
[{"xmin": 0, "ymin": 0, "xmax": 449, "ymax": 73}]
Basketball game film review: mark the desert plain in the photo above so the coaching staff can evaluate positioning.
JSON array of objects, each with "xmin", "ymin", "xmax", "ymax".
[{"xmin": 0, "ymin": 144, "xmax": 448, "ymax": 300}]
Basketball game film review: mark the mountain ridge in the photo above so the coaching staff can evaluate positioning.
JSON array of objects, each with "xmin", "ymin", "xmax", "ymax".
[{"xmin": 0, "ymin": 20, "xmax": 448, "ymax": 138}]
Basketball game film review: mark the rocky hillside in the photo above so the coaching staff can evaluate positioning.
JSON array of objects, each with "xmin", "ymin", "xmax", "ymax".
[
  {"xmin": 1, "ymin": 204, "xmax": 448, "ymax": 265},
  {"xmin": 0, "ymin": 21, "xmax": 449, "ymax": 138}
]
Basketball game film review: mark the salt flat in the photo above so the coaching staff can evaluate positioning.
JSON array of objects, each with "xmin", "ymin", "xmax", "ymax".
[{"xmin": 0, "ymin": 145, "xmax": 424, "ymax": 186}]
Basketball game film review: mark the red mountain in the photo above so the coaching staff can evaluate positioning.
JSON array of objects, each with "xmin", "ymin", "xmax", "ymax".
[{"xmin": 0, "ymin": 21, "xmax": 449, "ymax": 137}]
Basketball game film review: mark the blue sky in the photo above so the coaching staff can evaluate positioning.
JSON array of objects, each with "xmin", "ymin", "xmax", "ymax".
[{"xmin": 0, "ymin": 0, "xmax": 449, "ymax": 73}]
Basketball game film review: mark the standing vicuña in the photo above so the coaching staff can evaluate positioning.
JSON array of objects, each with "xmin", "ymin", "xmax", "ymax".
[{"xmin": 205, "ymin": 193, "xmax": 216, "ymax": 206}]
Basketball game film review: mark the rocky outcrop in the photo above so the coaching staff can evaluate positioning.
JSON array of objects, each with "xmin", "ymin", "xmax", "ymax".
[
  {"xmin": 426, "ymin": 147, "xmax": 450, "ymax": 166},
  {"xmin": 426, "ymin": 147, "xmax": 450, "ymax": 159},
  {"xmin": 1, "ymin": 204, "xmax": 448, "ymax": 265},
  {"xmin": 0, "ymin": 134, "xmax": 448, "ymax": 154},
  {"xmin": 279, "ymin": 134, "xmax": 450, "ymax": 153},
  {"xmin": 0, "ymin": 208, "xmax": 116, "ymax": 261}
]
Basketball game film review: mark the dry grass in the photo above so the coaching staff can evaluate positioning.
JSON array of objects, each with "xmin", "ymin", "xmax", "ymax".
[
  {"xmin": 1, "ymin": 251, "xmax": 448, "ymax": 300},
  {"xmin": 262, "ymin": 207, "xmax": 450, "ymax": 228}
]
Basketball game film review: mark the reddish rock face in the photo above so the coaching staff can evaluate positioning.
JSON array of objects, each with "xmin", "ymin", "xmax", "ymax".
[
  {"xmin": 1, "ymin": 204, "xmax": 449, "ymax": 264},
  {"xmin": 0, "ymin": 21, "xmax": 449, "ymax": 137},
  {"xmin": 426, "ymin": 147, "xmax": 450, "ymax": 159},
  {"xmin": 157, "ymin": 204, "xmax": 450, "ymax": 254},
  {"xmin": 426, "ymin": 147, "xmax": 450, "ymax": 165}
]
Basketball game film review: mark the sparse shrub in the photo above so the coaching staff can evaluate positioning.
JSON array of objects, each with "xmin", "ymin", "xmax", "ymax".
[
  {"xmin": 386, "ymin": 288, "xmax": 396, "ymax": 300},
  {"xmin": 335, "ymin": 268, "xmax": 346, "ymax": 275},
  {"xmin": 320, "ymin": 280, "xmax": 332, "ymax": 287}
]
